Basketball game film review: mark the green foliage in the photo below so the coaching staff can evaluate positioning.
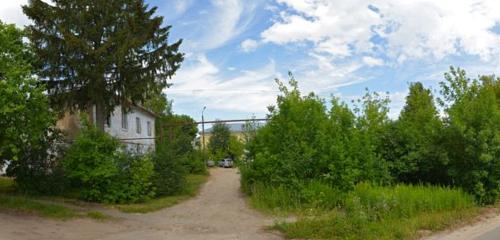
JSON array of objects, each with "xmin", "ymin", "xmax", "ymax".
[
  {"xmin": 62, "ymin": 122, "xmax": 155, "ymax": 203},
  {"xmin": 155, "ymin": 113, "xmax": 205, "ymax": 179},
  {"xmin": 208, "ymin": 122, "xmax": 231, "ymax": 157},
  {"xmin": 244, "ymin": 68, "xmax": 500, "ymax": 205},
  {"xmin": 116, "ymin": 174, "xmax": 208, "ymax": 213},
  {"xmin": 152, "ymin": 144, "xmax": 186, "ymax": 196},
  {"xmin": 6, "ymin": 131, "xmax": 68, "ymax": 195},
  {"xmin": 0, "ymin": 195, "xmax": 79, "ymax": 219},
  {"xmin": 243, "ymin": 75, "xmax": 329, "ymax": 187},
  {"xmin": 182, "ymin": 150, "xmax": 209, "ymax": 175},
  {"xmin": 252, "ymin": 182, "xmax": 477, "ymax": 240},
  {"xmin": 0, "ymin": 21, "xmax": 64, "ymax": 194},
  {"xmin": 0, "ymin": 21, "xmax": 50, "ymax": 162},
  {"xmin": 386, "ymin": 82, "xmax": 448, "ymax": 184},
  {"xmin": 228, "ymin": 136, "xmax": 245, "ymax": 161},
  {"xmin": 351, "ymin": 91, "xmax": 392, "ymax": 185},
  {"xmin": 242, "ymin": 118, "xmax": 260, "ymax": 144},
  {"xmin": 440, "ymin": 67, "xmax": 500, "ymax": 204},
  {"xmin": 143, "ymin": 91, "xmax": 173, "ymax": 116},
  {"xmin": 242, "ymin": 74, "xmax": 391, "ymax": 190},
  {"xmin": 23, "ymin": 0, "xmax": 184, "ymax": 129}
]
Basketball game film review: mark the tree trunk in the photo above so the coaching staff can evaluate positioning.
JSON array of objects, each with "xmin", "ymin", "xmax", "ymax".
[
  {"xmin": 95, "ymin": 101, "xmax": 106, "ymax": 131},
  {"xmin": 86, "ymin": 104, "xmax": 94, "ymax": 126}
]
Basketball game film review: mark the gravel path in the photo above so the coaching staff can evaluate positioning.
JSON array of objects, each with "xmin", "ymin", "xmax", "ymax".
[
  {"xmin": 424, "ymin": 211, "xmax": 500, "ymax": 240},
  {"xmin": 0, "ymin": 168, "xmax": 282, "ymax": 240}
]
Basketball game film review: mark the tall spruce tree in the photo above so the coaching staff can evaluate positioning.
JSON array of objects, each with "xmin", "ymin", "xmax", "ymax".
[{"xmin": 23, "ymin": 0, "xmax": 183, "ymax": 130}]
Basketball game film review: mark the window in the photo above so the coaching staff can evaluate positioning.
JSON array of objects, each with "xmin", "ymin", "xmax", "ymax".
[
  {"xmin": 147, "ymin": 121, "xmax": 152, "ymax": 136},
  {"xmin": 121, "ymin": 108, "xmax": 128, "ymax": 129},
  {"xmin": 106, "ymin": 115, "xmax": 111, "ymax": 127},
  {"xmin": 136, "ymin": 117, "xmax": 141, "ymax": 134}
]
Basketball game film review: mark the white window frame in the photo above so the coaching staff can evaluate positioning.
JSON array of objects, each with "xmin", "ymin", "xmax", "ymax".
[
  {"xmin": 147, "ymin": 121, "xmax": 152, "ymax": 136},
  {"xmin": 121, "ymin": 108, "xmax": 128, "ymax": 130},
  {"xmin": 136, "ymin": 117, "xmax": 141, "ymax": 134}
]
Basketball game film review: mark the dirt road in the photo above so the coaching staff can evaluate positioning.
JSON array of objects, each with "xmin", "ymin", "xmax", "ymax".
[
  {"xmin": 424, "ymin": 212, "xmax": 500, "ymax": 240},
  {"xmin": 0, "ymin": 168, "xmax": 282, "ymax": 240}
]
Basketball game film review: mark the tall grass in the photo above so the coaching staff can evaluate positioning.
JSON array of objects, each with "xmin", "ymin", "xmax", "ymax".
[
  {"xmin": 249, "ymin": 181, "xmax": 345, "ymax": 214},
  {"xmin": 249, "ymin": 181, "xmax": 478, "ymax": 239}
]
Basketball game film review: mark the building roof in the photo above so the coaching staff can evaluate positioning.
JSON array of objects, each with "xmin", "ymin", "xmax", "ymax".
[
  {"xmin": 131, "ymin": 104, "xmax": 158, "ymax": 119},
  {"xmin": 205, "ymin": 122, "xmax": 264, "ymax": 133}
]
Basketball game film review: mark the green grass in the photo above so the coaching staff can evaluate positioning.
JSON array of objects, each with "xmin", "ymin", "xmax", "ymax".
[
  {"xmin": 0, "ymin": 194, "xmax": 79, "ymax": 219},
  {"xmin": 274, "ymin": 207, "xmax": 480, "ymax": 240},
  {"xmin": 85, "ymin": 211, "xmax": 112, "ymax": 220},
  {"xmin": 116, "ymin": 174, "xmax": 209, "ymax": 213},
  {"xmin": 0, "ymin": 177, "xmax": 110, "ymax": 220},
  {"xmin": 0, "ymin": 177, "xmax": 15, "ymax": 193},
  {"xmin": 249, "ymin": 182, "xmax": 481, "ymax": 239}
]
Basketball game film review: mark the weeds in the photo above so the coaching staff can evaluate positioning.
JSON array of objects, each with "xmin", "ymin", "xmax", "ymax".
[{"xmin": 250, "ymin": 181, "xmax": 479, "ymax": 239}]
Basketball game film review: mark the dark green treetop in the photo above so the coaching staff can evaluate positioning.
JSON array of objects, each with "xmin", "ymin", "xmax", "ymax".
[{"xmin": 23, "ymin": 0, "xmax": 183, "ymax": 130}]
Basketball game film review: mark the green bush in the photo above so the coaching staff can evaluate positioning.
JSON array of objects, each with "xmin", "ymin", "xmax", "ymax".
[
  {"xmin": 0, "ymin": 21, "xmax": 65, "ymax": 195},
  {"xmin": 242, "ymin": 75, "xmax": 391, "ymax": 191},
  {"xmin": 62, "ymin": 123, "xmax": 155, "ymax": 203},
  {"xmin": 6, "ymin": 127, "xmax": 69, "ymax": 195},
  {"xmin": 243, "ymin": 68, "xmax": 500, "ymax": 204},
  {"xmin": 153, "ymin": 144, "xmax": 186, "ymax": 196},
  {"xmin": 182, "ymin": 150, "xmax": 208, "ymax": 175}
]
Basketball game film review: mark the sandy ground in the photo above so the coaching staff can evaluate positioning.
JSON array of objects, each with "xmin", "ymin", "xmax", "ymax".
[
  {"xmin": 424, "ymin": 211, "xmax": 500, "ymax": 240},
  {"xmin": 0, "ymin": 168, "xmax": 282, "ymax": 240}
]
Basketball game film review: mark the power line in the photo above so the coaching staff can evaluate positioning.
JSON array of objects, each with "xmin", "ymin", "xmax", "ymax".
[{"xmin": 166, "ymin": 89, "xmax": 279, "ymax": 93}]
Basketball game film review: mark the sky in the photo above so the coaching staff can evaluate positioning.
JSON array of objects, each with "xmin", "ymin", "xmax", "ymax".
[{"xmin": 2, "ymin": 0, "xmax": 500, "ymax": 121}]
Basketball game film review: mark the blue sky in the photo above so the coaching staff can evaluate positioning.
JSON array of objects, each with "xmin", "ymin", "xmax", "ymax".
[{"xmin": 2, "ymin": 0, "xmax": 500, "ymax": 121}]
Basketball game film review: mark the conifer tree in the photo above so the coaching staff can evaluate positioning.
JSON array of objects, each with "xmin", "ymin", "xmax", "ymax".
[{"xmin": 23, "ymin": 0, "xmax": 183, "ymax": 130}]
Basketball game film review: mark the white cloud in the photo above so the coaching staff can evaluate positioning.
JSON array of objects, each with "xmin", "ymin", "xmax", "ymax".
[
  {"xmin": 167, "ymin": 54, "xmax": 280, "ymax": 113},
  {"xmin": 173, "ymin": 0, "xmax": 194, "ymax": 15},
  {"xmin": 0, "ymin": 0, "xmax": 29, "ymax": 26},
  {"xmin": 263, "ymin": 0, "xmax": 500, "ymax": 63},
  {"xmin": 298, "ymin": 53, "xmax": 365, "ymax": 93},
  {"xmin": 0, "ymin": 0, "xmax": 54, "ymax": 27},
  {"xmin": 188, "ymin": 0, "xmax": 259, "ymax": 51},
  {"xmin": 240, "ymin": 39, "xmax": 258, "ymax": 52},
  {"xmin": 386, "ymin": 91, "xmax": 408, "ymax": 119},
  {"xmin": 362, "ymin": 56, "xmax": 384, "ymax": 67}
]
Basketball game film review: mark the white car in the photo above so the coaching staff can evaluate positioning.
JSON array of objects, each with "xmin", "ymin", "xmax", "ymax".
[{"xmin": 219, "ymin": 158, "xmax": 233, "ymax": 168}]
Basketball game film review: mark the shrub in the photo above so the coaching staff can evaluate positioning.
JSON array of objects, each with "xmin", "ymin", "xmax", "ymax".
[
  {"xmin": 6, "ymin": 127, "xmax": 69, "ymax": 195},
  {"xmin": 244, "ymin": 69, "xmax": 500, "ymax": 204},
  {"xmin": 62, "ymin": 122, "xmax": 155, "ymax": 203},
  {"xmin": 440, "ymin": 68, "xmax": 500, "ymax": 204},
  {"xmin": 152, "ymin": 144, "xmax": 186, "ymax": 196},
  {"xmin": 242, "ymin": 75, "xmax": 391, "ymax": 192},
  {"xmin": 0, "ymin": 21, "xmax": 65, "ymax": 194},
  {"xmin": 182, "ymin": 150, "xmax": 208, "ymax": 175}
]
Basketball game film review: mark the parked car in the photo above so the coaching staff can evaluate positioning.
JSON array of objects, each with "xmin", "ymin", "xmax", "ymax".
[
  {"xmin": 206, "ymin": 160, "xmax": 215, "ymax": 167},
  {"xmin": 218, "ymin": 158, "xmax": 233, "ymax": 168}
]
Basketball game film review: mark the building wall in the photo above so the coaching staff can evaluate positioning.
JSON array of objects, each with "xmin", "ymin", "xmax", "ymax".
[
  {"xmin": 200, "ymin": 132, "xmax": 246, "ymax": 149},
  {"xmin": 56, "ymin": 105, "xmax": 155, "ymax": 154},
  {"xmin": 105, "ymin": 106, "xmax": 155, "ymax": 154}
]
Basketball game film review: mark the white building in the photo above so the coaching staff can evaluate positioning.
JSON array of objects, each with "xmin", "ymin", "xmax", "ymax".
[{"xmin": 57, "ymin": 104, "xmax": 156, "ymax": 154}]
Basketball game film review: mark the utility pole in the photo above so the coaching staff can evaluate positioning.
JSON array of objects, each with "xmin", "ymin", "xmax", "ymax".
[{"xmin": 202, "ymin": 106, "xmax": 207, "ymax": 165}]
